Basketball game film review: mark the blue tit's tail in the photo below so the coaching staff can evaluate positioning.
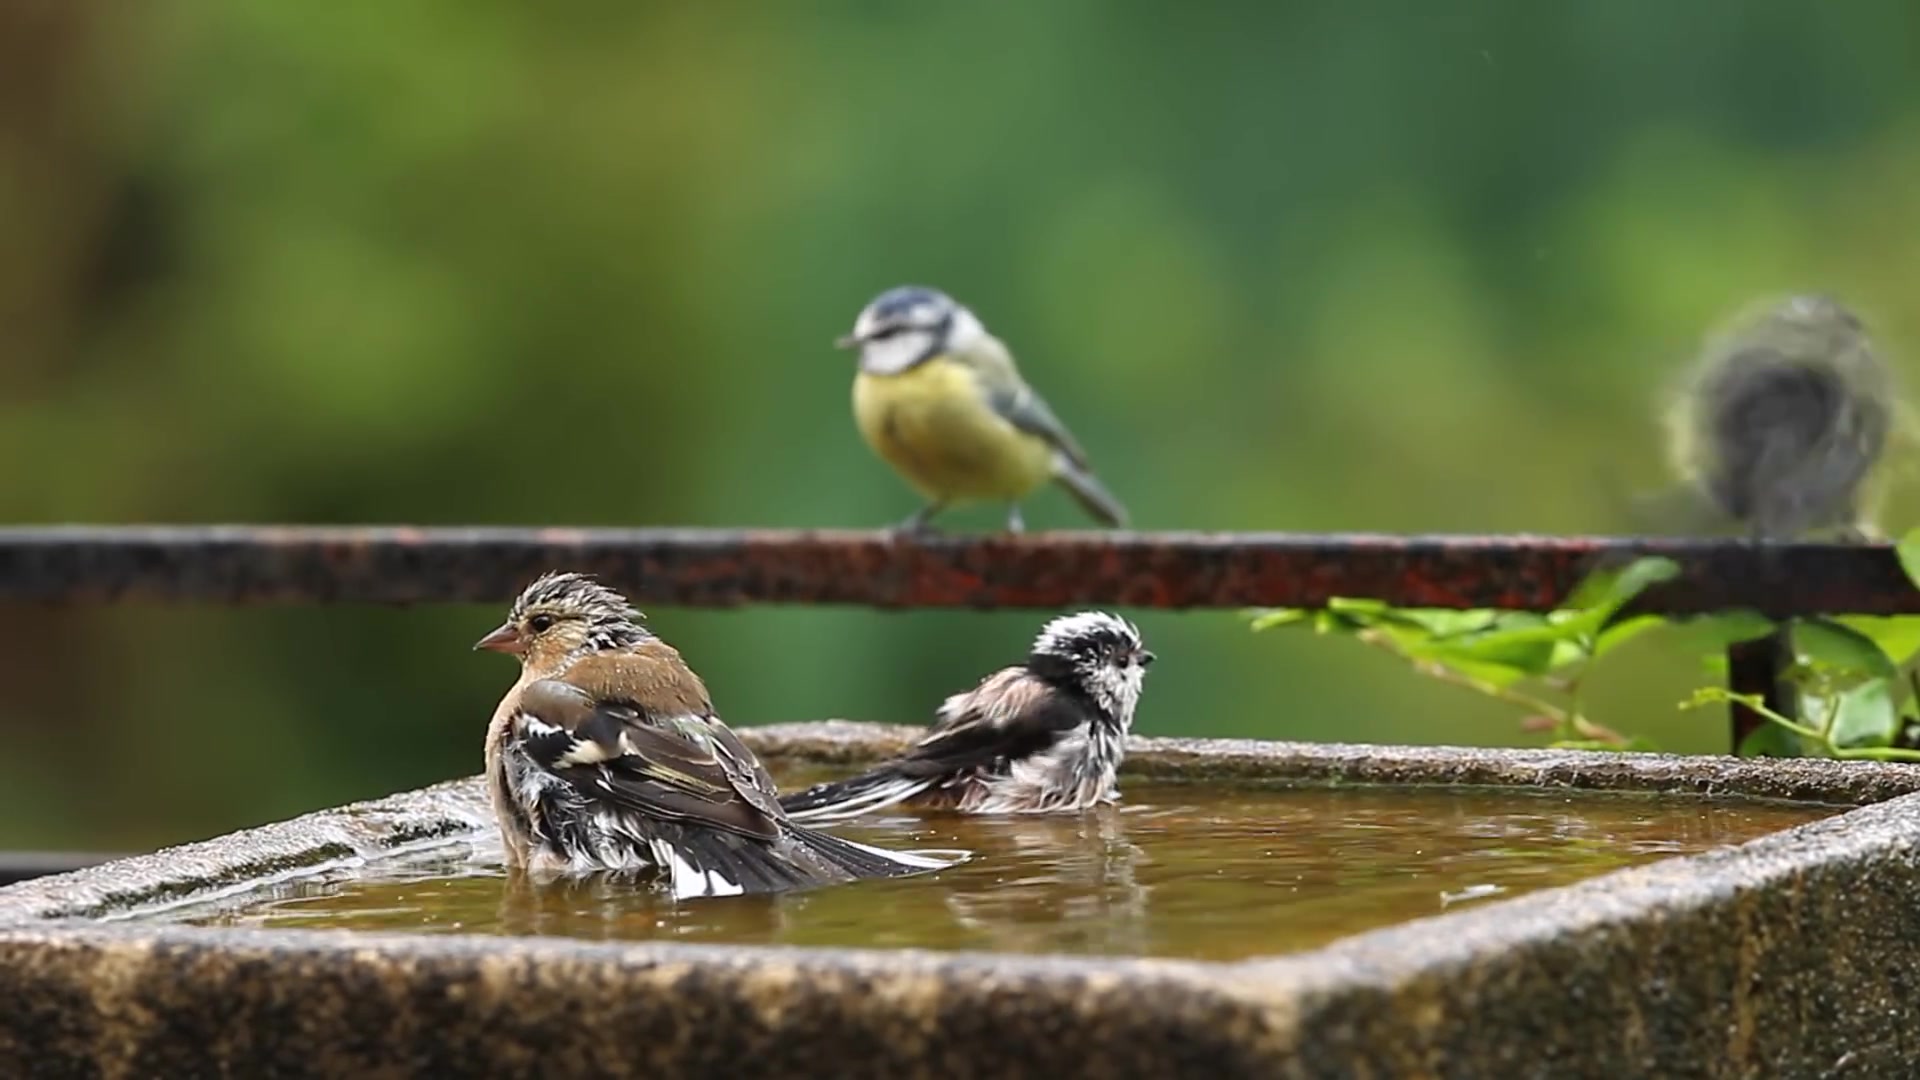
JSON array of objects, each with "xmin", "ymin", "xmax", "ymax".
[{"xmin": 1051, "ymin": 453, "xmax": 1128, "ymax": 528}]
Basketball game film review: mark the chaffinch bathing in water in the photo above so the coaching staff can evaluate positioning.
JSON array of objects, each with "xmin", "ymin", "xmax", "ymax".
[
  {"xmin": 475, "ymin": 571, "xmax": 964, "ymax": 899},
  {"xmin": 781, "ymin": 611, "xmax": 1153, "ymax": 822}
]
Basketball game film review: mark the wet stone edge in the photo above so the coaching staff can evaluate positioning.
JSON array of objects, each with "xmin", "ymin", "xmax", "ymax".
[
  {"xmin": 1, "ymin": 725, "xmax": 1919, "ymax": 1074},
  {"xmin": 0, "ymin": 778, "xmax": 497, "ymax": 925},
  {"xmin": 740, "ymin": 721, "xmax": 1920, "ymax": 806},
  {"xmin": 0, "ymin": 924, "xmax": 1285, "ymax": 1078},
  {"xmin": 1220, "ymin": 784, "xmax": 1920, "ymax": 1075},
  {"xmin": 4, "ymin": 725, "xmax": 1913, "ymax": 927}
]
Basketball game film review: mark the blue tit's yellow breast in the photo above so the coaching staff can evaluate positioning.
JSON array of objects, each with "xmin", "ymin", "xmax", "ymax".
[{"xmin": 853, "ymin": 357, "xmax": 1056, "ymax": 503}]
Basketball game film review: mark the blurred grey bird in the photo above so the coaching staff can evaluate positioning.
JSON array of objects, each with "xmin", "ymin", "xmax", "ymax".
[
  {"xmin": 837, "ymin": 285, "xmax": 1129, "ymax": 533},
  {"xmin": 1658, "ymin": 294, "xmax": 1904, "ymax": 541}
]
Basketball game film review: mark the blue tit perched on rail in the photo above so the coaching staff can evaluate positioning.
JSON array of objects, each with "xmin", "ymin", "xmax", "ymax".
[{"xmin": 836, "ymin": 285, "xmax": 1129, "ymax": 533}]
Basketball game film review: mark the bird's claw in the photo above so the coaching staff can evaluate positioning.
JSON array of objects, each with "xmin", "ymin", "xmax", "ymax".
[{"xmin": 889, "ymin": 506, "xmax": 945, "ymax": 539}]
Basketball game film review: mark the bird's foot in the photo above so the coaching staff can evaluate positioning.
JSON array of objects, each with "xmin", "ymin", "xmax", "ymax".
[{"xmin": 889, "ymin": 505, "xmax": 945, "ymax": 539}]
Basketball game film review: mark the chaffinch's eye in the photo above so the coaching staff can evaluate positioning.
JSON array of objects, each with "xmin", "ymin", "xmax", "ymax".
[{"xmin": 528, "ymin": 614, "xmax": 555, "ymax": 633}]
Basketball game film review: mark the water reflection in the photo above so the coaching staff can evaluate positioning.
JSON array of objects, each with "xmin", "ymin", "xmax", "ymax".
[
  {"xmin": 942, "ymin": 808, "xmax": 1150, "ymax": 956},
  {"xmin": 494, "ymin": 872, "xmax": 791, "ymax": 941},
  {"xmin": 152, "ymin": 784, "xmax": 1839, "ymax": 961}
]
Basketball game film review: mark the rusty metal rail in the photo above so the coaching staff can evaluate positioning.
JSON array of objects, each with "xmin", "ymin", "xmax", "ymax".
[
  {"xmin": 0, "ymin": 526, "xmax": 1910, "ymax": 614},
  {"xmin": 0, "ymin": 525, "xmax": 1910, "ymax": 752}
]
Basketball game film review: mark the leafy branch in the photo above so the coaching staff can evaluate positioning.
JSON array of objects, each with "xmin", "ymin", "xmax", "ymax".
[
  {"xmin": 1249, "ymin": 556, "xmax": 1691, "ymax": 750},
  {"xmin": 1249, "ymin": 530, "xmax": 1920, "ymax": 758},
  {"xmin": 1682, "ymin": 686, "xmax": 1920, "ymax": 762}
]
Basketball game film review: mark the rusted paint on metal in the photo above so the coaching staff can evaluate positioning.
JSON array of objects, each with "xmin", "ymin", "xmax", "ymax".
[{"xmin": 0, "ymin": 526, "xmax": 1908, "ymax": 613}]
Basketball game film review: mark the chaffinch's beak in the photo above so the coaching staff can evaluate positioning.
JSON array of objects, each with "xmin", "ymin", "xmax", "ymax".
[{"xmin": 473, "ymin": 622, "xmax": 525, "ymax": 654}]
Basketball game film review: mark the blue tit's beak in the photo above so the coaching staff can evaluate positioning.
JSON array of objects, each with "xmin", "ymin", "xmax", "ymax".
[
  {"xmin": 474, "ymin": 622, "xmax": 524, "ymax": 654},
  {"xmin": 1139, "ymin": 650, "xmax": 1157, "ymax": 667},
  {"xmin": 834, "ymin": 332, "xmax": 864, "ymax": 349}
]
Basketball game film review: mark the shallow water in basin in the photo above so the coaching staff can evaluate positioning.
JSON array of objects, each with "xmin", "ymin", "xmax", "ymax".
[{"xmin": 146, "ymin": 782, "xmax": 1836, "ymax": 960}]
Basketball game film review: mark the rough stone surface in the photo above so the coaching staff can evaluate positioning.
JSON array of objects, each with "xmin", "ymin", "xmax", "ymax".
[
  {"xmin": 1226, "ymin": 788, "xmax": 1920, "ymax": 1077},
  {"xmin": 0, "ymin": 779, "xmax": 495, "ymax": 924},
  {"xmin": 3, "ymin": 725, "xmax": 1920, "ymax": 1077},
  {"xmin": 0, "ymin": 926, "xmax": 1285, "ymax": 1079},
  {"xmin": 742, "ymin": 720, "xmax": 1920, "ymax": 805}
]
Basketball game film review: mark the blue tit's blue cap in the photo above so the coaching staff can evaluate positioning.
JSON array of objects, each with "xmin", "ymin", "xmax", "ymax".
[{"xmin": 868, "ymin": 285, "xmax": 953, "ymax": 319}]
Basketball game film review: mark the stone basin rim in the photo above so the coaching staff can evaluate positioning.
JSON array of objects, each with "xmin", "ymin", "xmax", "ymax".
[
  {"xmin": 0, "ymin": 722, "xmax": 1909, "ymax": 936},
  {"xmin": 760, "ymin": 720, "xmax": 1920, "ymax": 803},
  {"xmin": 3, "ymin": 781, "xmax": 1912, "ymax": 990},
  {"xmin": 5, "ymin": 723, "xmax": 1920, "ymax": 1075}
]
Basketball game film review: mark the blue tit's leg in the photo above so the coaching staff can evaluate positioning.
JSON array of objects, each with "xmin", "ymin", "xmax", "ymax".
[
  {"xmin": 894, "ymin": 502, "xmax": 946, "ymax": 536},
  {"xmin": 1005, "ymin": 503, "xmax": 1026, "ymax": 534}
]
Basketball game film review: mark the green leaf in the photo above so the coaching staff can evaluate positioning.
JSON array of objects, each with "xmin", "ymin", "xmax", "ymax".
[
  {"xmin": 1248, "ymin": 608, "xmax": 1311, "ymax": 632},
  {"xmin": 1834, "ymin": 615, "xmax": 1920, "ymax": 667},
  {"xmin": 1417, "ymin": 656, "xmax": 1544, "ymax": 689},
  {"xmin": 1737, "ymin": 721, "xmax": 1804, "ymax": 758},
  {"xmin": 1402, "ymin": 609, "xmax": 1612, "ymax": 679},
  {"xmin": 1657, "ymin": 611, "xmax": 1778, "ymax": 658},
  {"xmin": 1610, "ymin": 553, "xmax": 1684, "ymax": 592},
  {"xmin": 1897, "ymin": 527, "xmax": 1920, "ymax": 592},
  {"xmin": 1310, "ymin": 599, "xmax": 1455, "ymax": 643},
  {"xmin": 1554, "ymin": 556, "xmax": 1683, "ymax": 638},
  {"xmin": 1326, "ymin": 597, "xmax": 1392, "ymax": 618},
  {"xmin": 1548, "ymin": 637, "xmax": 1594, "ymax": 669},
  {"xmin": 1314, "ymin": 609, "xmax": 1389, "ymax": 636},
  {"xmin": 1562, "ymin": 556, "xmax": 1670, "ymax": 611},
  {"xmin": 1826, "ymin": 677, "xmax": 1902, "ymax": 749},
  {"xmin": 1340, "ymin": 603, "xmax": 1506, "ymax": 641},
  {"xmin": 1356, "ymin": 621, "xmax": 1444, "ymax": 651},
  {"xmin": 1681, "ymin": 685, "xmax": 1740, "ymax": 711},
  {"xmin": 1793, "ymin": 617, "xmax": 1899, "ymax": 680},
  {"xmin": 1418, "ymin": 624, "xmax": 1565, "ymax": 673},
  {"xmin": 1392, "ymin": 609, "xmax": 1504, "ymax": 637},
  {"xmin": 1590, "ymin": 614, "xmax": 1666, "ymax": 661}
]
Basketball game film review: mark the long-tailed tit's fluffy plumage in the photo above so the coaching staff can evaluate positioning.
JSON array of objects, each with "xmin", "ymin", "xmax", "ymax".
[
  {"xmin": 781, "ymin": 612, "xmax": 1152, "ymax": 821},
  {"xmin": 477, "ymin": 572, "xmax": 963, "ymax": 899}
]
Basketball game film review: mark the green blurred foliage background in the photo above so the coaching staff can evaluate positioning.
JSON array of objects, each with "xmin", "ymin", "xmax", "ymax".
[{"xmin": 5, "ymin": 2, "xmax": 1920, "ymax": 850}]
